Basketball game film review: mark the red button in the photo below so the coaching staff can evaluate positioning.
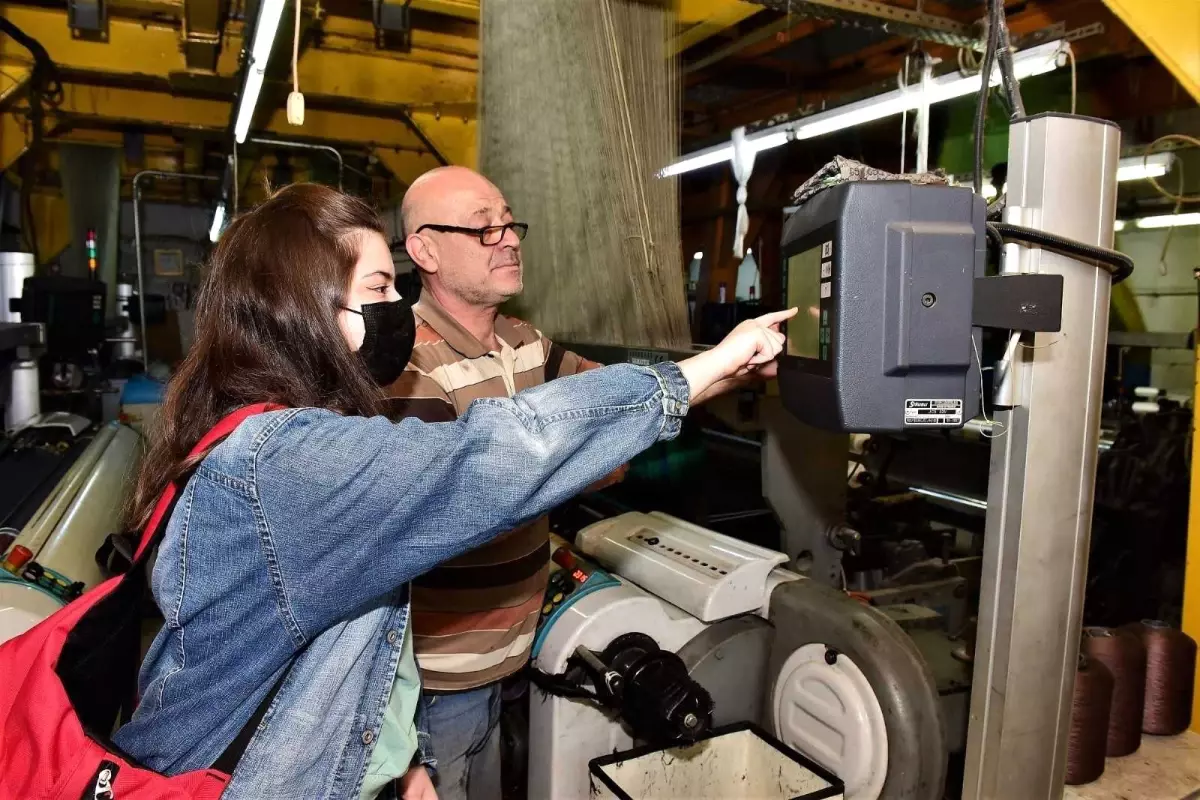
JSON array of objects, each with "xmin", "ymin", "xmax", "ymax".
[
  {"xmin": 2, "ymin": 545, "xmax": 33, "ymax": 572},
  {"xmin": 552, "ymin": 547, "xmax": 577, "ymax": 571}
]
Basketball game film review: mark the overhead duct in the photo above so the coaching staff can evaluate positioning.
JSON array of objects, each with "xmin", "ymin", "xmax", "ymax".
[{"xmin": 480, "ymin": 0, "xmax": 690, "ymax": 348}]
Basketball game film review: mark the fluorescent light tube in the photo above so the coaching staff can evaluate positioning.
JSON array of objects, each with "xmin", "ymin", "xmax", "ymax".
[
  {"xmin": 251, "ymin": 0, "xmax": 287, "ymax": 64},
  {"xmin": 1116, "ymin": 152, "xmax": 1175, "ymax": 182},
  {"xmin": 209, "ymin": 202, "xmax": 226, "ymax": 243},
  {"xmin": 1133, "ymin": 212, "xmax": 1200, "ymax": 229},
  {"xmin": 233, "ymin": 0, "xmax": 287, "ymax": 144},
  {"xmin": 661, "ymin": 40, "xmax": 1064, "ymax": 178}
]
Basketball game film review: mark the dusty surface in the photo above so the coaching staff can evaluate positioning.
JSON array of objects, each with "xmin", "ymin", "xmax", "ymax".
[{"xmin": 1065, "ymin": 731, "xmax": 1200, "ymax": 799}]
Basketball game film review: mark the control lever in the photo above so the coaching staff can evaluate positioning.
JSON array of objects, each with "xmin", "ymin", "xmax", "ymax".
[
  {"xmin": 573, "ymin": 646, "xmax": 624, "ymax": 702},
  {"xmin": 572, "ymin": 632, "xmax": 714, "ymax": 744}
]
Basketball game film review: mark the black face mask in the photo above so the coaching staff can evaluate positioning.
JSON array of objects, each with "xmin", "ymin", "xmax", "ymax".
[{"xmin": 344, "ymin": 298, "xmax": 416, "ymax": 386}]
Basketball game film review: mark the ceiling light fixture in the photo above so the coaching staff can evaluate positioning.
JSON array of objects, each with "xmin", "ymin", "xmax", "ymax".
[{"xmin": 661, "ymin": 40, "xmax": 1064, "ymax": 179}]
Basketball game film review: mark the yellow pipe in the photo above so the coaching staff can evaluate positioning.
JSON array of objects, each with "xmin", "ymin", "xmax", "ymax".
[{"xmin": 1186, "ymin": 314, "xmax": 1200, "ymax": 733}]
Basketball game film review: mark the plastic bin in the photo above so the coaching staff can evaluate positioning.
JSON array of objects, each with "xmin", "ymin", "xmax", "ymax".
[
  {"xmin": 119, "ymin": 374, "xmax": 165, "ymax": 435},
  {"xmin": 589, "ymin": 722, "xmax": 844, "ymax": 800}
]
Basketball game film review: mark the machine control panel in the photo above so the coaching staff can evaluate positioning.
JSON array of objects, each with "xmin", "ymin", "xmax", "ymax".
[
  {"xmin": 576, "ymin": 512, "xmax": 787, "ymax": 623},
  {"xmin": 531, "ymin": 535, "xmax": 620, "ymax": 658},
  {"xmin": 779, "ymin": 181, "xmax": 985, "ymax": 432}
]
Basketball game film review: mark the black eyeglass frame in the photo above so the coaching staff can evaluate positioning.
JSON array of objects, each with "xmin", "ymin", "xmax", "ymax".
[{"xmin": 414, "ymin": 222, "xmax": 529, "ymax": 246}]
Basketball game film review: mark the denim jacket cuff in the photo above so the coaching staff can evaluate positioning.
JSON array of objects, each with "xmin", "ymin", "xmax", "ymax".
[
  {"xmin": 415, "ymin": 731, "xmax": 437, "ymax": 772},
  {"xmin": 414, "ymin": 693, "xmax": 437, "ymax": 772},
  {"xmin": 650, "ymin": 362, "xmax": 690, "ymax": 439}
]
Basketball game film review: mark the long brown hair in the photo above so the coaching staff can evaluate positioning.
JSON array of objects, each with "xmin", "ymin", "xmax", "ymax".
[{"xmin": 125, "ymin": 183, "xmax": 387, "ymax": 530}]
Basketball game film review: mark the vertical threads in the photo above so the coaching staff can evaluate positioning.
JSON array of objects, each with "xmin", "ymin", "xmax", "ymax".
[
  {"xmin": 1067, "ymin": 653, "xmax": 1113, "ymax": 785},
  {"xmin": 1081, "ymin": 626, "xmax": 1146, "ymax": 756},
  {"xmin": 1123, "ymin": 620, "xmax": 1197, "ymax": 735}
]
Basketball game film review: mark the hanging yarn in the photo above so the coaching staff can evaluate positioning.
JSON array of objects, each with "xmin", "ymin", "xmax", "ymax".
[{"xmin": 480, "ymin": 0, "xmax": 690, "ymax": 348}]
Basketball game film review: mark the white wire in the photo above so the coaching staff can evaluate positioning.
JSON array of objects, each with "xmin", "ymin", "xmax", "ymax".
[
  {"xmin": 1062, "ymin": 42, "xmax": 1077, "ymax": 114},
  {"xmin": 1018, "ymin": 335, "xmax": 1063, "ymax": 350},
  {"xmin": 292, "ymin": 0, "xmax": 301, "ymax": 94},
  {"xmin": 971, "ymin": 334, "xmax": 1008, "ymax": 438}
]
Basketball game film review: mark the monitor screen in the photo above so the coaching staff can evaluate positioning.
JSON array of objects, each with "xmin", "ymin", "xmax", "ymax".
[{"xmin": 785, "ymin": 244, "xmax": 829, "ymax": 360}]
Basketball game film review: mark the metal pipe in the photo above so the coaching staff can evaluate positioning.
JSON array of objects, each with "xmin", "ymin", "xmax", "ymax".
[
  {"xmin": 908, "ymin": 486, "xmax": 988, "ymax": 512},
  {"xmin": 701, "ymin": 428, "xmax": 762, "ymax": 449},
  {"xmin": 131, "ymin": 171, "xmax": 220, "ymax": 372},
  {"xmin": 962, "ymin": 417, "xmax": 1113, "ymax": 451},
  {"xmin": 248, "ymin": 137, "xmax": 345, "ymax": 190}
]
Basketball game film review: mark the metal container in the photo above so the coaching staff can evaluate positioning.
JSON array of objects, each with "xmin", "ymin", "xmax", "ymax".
[
  {"xmin": 4, "ymin": 359, "xmax": 39, "ymax": 432},
  {"xmin": 0, "ymin": 251, "xmax": 35, "ymax": 324}
]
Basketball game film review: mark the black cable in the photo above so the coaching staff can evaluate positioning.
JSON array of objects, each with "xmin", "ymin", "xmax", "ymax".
[
  {"xmin": 985, "ymin": 221, "xmax": 1005, "ymax": 253},
  {"xmin": 972, "ymin": 3, "xmax": 1001, "ymax": 196},
  {"xmin": 0, "ymin": 18, "xmax": 64, "ymax": 265},
  {"xmin": 988, "ymin": 222, "xmax": 1135, "ymax": 283}
]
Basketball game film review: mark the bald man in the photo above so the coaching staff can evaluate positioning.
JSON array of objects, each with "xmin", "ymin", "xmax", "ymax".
[{"xmin": 385, "ymin": 166, "xmax": 623, "ymax": 800}]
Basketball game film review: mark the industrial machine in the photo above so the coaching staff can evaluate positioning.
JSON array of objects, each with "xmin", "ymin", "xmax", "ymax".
[
  {"xmin": 529, "ymin": 519, "xmax": 943, "ymax": 800},
  {"xmin": 535, "ymin": 112, "xmax": 1124, "ymax": 800},
  {"xmin": 0, "ymin": 252, "xmax": 144, "ymax": 645}
]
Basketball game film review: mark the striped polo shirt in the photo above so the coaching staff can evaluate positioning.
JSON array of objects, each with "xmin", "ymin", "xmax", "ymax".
[{"xmin": 385, "ymin": 292, "xmax": 599, "ymax": 691}]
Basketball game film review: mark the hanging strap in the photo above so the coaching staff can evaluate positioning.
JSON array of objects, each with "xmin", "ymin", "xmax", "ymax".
[{"xmin": 133, "ymin": 403, "xmax": 285, "ymax": 562}]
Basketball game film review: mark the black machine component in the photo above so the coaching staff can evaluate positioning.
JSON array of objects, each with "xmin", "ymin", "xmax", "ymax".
[
  {"xmin": 67, "ymin": 0, "xmax": 108, "ymax": 40},
  {"xmin": 17, "ymin": 276, "xmax": 106, "ymax": 363},
  {"xmin": 373, "ymin": 0, "xmax": 413, "ymax": 51},
  {"xmin": 778, "ymin": 182, "xmax": 986, "ymax": 433},
  {"xmin": 551, "ymin": 632, "xmax": 715, "ymax": 745}
]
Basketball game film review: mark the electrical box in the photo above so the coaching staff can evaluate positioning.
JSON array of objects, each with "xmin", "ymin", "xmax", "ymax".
[{"xmin": 778, "ymin": 181, "xmax": 985, "ymax": 433}]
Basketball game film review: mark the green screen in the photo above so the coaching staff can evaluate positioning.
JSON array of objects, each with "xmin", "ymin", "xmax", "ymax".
[{"xmin": 786, "ymin": 245, "xmax": 825, "ymax": 359}]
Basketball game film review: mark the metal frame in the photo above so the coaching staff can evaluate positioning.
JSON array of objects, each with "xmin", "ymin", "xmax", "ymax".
[
  {"xmin": 131, "ymin": 170, "xmax": 221, "ymax": 372},
  {"xmin": 963, "ymin": 113, "xmax": 1120, "ymax": 799},
  {"xmin": 247, "ymin": 137, "xmax": 345, "ymax": 190},
  {"xmin": 750, "ymin": 0, "xmax": 977, "ymax": 48}
]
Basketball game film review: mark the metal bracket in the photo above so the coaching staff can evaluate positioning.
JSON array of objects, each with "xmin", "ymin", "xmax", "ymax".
[
  {"xmin": 750, "ymin": 0, "xmax": 977, "ymax": 48},
  {"xmin": 373, "ymin": 0, "xmax": 413, "ymax": 52},
  {"xmin": 972, "ymin": 274, "xmax": 1063, "ymax": 332},
  {"xmin": 1014, "ymin": 20, "xmax": 1105, "ymax": 49},
  {"xmin": 67, "ymin": 0, "xmax": 108, "ymax": 42}
]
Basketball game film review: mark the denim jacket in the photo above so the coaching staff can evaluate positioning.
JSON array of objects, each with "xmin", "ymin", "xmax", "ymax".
[{"xmin": 113, "ymin": 362, "xmax": 690, "ymax": 799}]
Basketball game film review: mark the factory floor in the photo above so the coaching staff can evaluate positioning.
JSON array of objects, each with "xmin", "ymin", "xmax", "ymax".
[{"xmin": 1065, "ymin": 732, "xmax": 1200, "ymax": 799}]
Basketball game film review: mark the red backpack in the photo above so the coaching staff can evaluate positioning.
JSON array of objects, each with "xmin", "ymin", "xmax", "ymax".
[{"xmin": 0, "ymin": 404, "xmax": 283, "ymax": 799}]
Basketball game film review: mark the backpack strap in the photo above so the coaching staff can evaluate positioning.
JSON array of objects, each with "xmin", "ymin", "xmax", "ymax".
[
  {"xmin": 126, "ymin": 402, "xmax": 289, "ymax": 775},
  {"xmin": 544, "ymin": 342, "xmax": 567, "ymax": 382},
  {"xmin": 132, "ymin": 403, "xmax": 285, "ymax": 562}
]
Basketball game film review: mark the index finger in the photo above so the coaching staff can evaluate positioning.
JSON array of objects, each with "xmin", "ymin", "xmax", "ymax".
[{"xmin": 754, "ymin": 308, "xmax": 799, "ymax": 327}]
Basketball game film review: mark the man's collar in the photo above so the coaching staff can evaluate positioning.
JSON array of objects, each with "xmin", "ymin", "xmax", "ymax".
[{"xmin": 414, "ymin": 291, "xmax": 539, "ymax": 358}]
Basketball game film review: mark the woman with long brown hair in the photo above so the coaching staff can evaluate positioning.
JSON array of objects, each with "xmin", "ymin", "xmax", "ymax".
[{"xmin": 111, "ymin": 183, "xmax": 792, "ymax": 799}]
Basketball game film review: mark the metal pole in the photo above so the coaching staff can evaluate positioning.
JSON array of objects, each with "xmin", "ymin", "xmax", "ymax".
[
  {"xmin": 131, "ymin": 171, "xmax": 220, "ymax": 372},
  {"xmin": 248, "ymin": 137, "xmax": 345, "ymax": 190},
  {"xmin": 962, "ymin": 113, "xmax": 1120, "ymax": 800}
]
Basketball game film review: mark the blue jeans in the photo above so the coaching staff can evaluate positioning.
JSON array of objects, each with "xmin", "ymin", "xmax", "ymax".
[{"xmin": 424, "ymin": 684, "xmax": 501, "ymax": 800}]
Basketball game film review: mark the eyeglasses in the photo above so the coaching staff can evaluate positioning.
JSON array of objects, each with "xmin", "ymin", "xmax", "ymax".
[{"xmin": 415, "ymin": 222, "xmax": 529, "ymax": 247}]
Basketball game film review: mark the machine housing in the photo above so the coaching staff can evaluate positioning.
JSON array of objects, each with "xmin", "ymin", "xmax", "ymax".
[{"xmin": 779, "ymin": 182, "xmax": 985, "ymax": 432}]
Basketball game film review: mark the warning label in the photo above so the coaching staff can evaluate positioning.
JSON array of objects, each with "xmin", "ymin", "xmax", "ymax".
[{"xmin": 904, "ymin": 399, "xmax": 963, "ymax": 426}]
